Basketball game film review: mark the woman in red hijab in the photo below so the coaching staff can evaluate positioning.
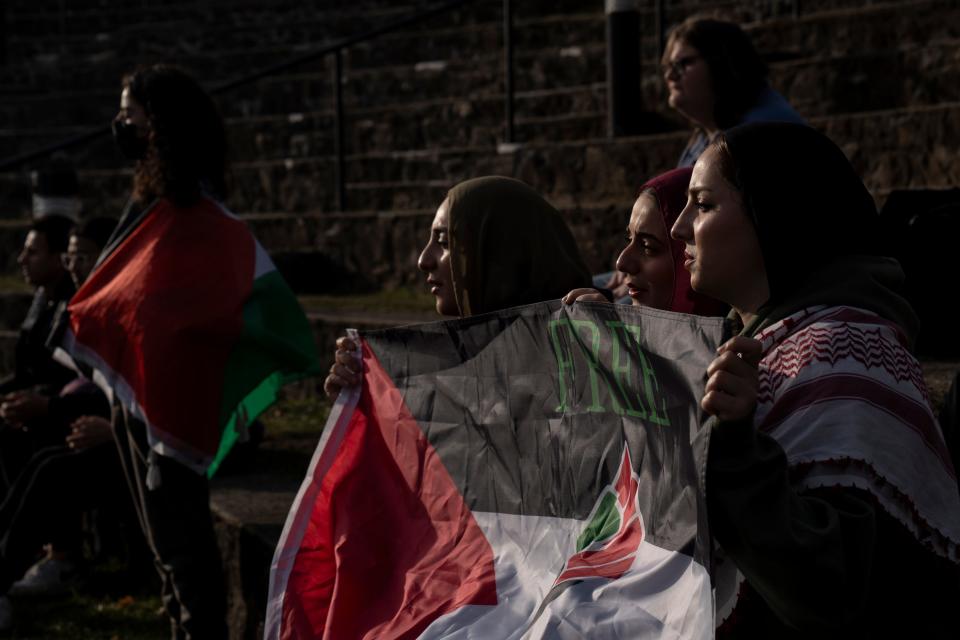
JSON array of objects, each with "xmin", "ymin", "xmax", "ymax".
[{"xmin": 564, "ymin": 167, "xmax": 725, "ymax": 316}]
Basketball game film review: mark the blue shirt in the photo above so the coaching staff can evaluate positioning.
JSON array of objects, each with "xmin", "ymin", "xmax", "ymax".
[{"xmin": 676, "ymin": 87, "xmax": 805, "ymax": 168}]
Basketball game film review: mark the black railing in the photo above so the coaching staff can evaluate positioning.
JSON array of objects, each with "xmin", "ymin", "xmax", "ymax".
[
  {"xmin": 502, "ymin": 0, "xmax": 515, "ymax": 145},
  {"xmin": 0, "ymin": 0, "xmax": 517, "ymax": 211}
]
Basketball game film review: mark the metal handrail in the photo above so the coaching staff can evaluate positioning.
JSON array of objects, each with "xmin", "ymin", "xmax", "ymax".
[{"xmin": 0, "ymin": 0, "xmax": 515, "ymax": 211}]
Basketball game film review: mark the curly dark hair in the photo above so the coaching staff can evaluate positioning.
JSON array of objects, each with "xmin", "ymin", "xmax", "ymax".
[
  {"xmin": 663, "ymin": 17, "xmax": 768, "ymax": 130},
  {"xmin": 123, "ymin": 64, "xmax": 228, "ymax": 206}
]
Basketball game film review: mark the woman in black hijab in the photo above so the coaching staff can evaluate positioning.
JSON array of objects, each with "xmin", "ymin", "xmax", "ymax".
[{"xmin": 671, "ymin": 122, "xmax": 960, "ymax": 638}]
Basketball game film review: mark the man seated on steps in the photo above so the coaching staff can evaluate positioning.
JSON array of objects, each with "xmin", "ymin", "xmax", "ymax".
[
  {"xmin": 0, "ymin": 218, "xmax": 143, "ymax": 632},
  {"xmin": 0, "ymin": 215, "xmax": 77, "ymax": 496}
]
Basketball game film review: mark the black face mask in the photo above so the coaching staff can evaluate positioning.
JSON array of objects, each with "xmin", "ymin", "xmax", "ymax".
[{"xmin": 112, "ymin": 119, "xmax": 148, "ymax": 161}]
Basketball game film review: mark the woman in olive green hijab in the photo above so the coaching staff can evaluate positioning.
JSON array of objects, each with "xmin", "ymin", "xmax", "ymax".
[
  {"xmin": 325, "ymin": 176, "xmax": 592, "ymax": 396},
  {"xmin": 420, "ymin": 176, "xmax": 592, "ymax": 316}
]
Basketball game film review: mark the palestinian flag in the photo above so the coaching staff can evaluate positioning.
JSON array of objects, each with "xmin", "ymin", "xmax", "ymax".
[
  {"xmin": 267, "ymin": 301, "xmax": 724, "ymax": 638},
  {"xmin": 64, "ymin": 195, "xmax": 321, "ymax": 476}
]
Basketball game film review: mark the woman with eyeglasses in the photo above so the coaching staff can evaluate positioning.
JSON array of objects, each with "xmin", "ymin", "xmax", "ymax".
[
  {"xmin": 597, "ymin": 17, "xmax": 805, "ymax": 300},
  {"xmin": 662, "ymin": 16, "xmax": 805, "ymax": 168}
]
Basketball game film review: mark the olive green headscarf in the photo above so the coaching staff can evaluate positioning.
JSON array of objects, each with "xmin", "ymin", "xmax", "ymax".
[{"xmin": 445, "ymin": 176, "xmax": 592, "ymax": 316}]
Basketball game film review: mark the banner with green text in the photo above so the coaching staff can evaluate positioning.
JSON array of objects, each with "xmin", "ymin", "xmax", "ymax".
[{"xmin": 267, "ymin": 301, "xmax": 726, "ymax": 639}]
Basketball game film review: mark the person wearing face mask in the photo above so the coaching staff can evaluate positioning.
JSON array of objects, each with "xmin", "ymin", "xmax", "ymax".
[
  {"xmin": 661, "ymin": 16, "xmax": 805, "ymax": 168},
  {"xmin": 323, "ymin": 176, "xmax": 594, "ymax": 399},
  {"xmin": 62, "ymin": 64, "xmax": 318, "ymax": 640},
  {"xmin": 671, "ymin": 122, "xmax": 960, "ymax": 638},
  {"xmin": 102, "ymin": 65, "xmax": 227, "ymax": 256},
  {"xmin": 76, "ymin": 64, "xmax": 232, "ymax": 640}
]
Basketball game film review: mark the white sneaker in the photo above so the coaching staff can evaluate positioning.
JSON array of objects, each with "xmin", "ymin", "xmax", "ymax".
[
  {"xmin": 0, "ymin": 596, "xmax": 12, "ymax": 631},
  {"xmin": 7, "ymin": 557, "xmax": 77, "ymax": 597}
]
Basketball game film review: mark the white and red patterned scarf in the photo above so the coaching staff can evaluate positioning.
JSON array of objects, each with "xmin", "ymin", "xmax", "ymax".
[{"xmin": 716, "ymin": 305, "xmax": 960, "ymax": 624}]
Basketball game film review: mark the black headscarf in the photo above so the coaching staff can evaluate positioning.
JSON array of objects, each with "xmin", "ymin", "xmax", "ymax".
[
  {"xmin": 721, "ymin": 122, "xmax": 917, "ymax": 341},
  {"xmin": 723, "ymin": 122, "xmax": 882, "ymax": 300}
]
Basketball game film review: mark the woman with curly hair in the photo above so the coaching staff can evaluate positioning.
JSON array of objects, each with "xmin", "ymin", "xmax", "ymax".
[
  {"xmin": 107, "ymin": 64, "xmax": 227, "ymax": 246},
  {"xmin": 104, "ymin": 64, "xmax": 230, "ymax": 639}
]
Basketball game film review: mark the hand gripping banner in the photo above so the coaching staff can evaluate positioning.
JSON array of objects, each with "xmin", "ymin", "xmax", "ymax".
[{"xmin": 267, "ymin": 301, "xmax": 726, "ymax": 639}]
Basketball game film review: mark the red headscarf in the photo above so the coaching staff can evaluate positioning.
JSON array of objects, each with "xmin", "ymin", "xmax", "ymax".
[{"xmin": 639, "ymin": 167, "xmax": 727, "ymax": 316}]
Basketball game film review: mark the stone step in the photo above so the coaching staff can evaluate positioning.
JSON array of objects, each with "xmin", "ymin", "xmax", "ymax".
[
  {"xmin": 4, "ymin": 0, "xmax": 755, "ymax": 66},
  {"xmin": 773, "ymin": 38, "xmax": 960, "ymax": 118},
  {"xmin": 6, "ymin": 31, "xmax": 959, "ymax": 169},
  {"xmin": 0, "ymin": 10, "xmax": 608, "ymax": 93},
  {"xmin": 3, "ymin": 0, "xmax": 604, "ymax": 42},
  {"xmin": 5, "ymin": 99, "xmax": 957, "ymax": 222},
  {"xmin": 0, "ymin": 108, "xmax": 611, "ymax": 219},
  {"xmin": 2, "ymin": 0, "xmax": 948, "ymax": 99},
  {"xmin": 0, "ymin": 81, "xmax": 615, "ymax": 167},
  {"xmin": 746, "ymin": 0, "xmax": 959, "ymax": 58},
  {"xmin": 0, "ymin": 39, "xmax": 609, "ymax": 137},
  {"xmin": 1, "ymin": 16, "xmax": 956, "ymax": 170},
  {"xmin": 219, "ymin": 36, "xmax": 960, "ymax": 121},
  {"xmin": 0, "ymin": 102, "xmax": 956, "ymax": 278},
  {"xmin": 4, "ymin": 3, "xmax": 423, "ymax": 49},
  {"xmin": 4, "ymin": 7, "xmax": 602, "ymax": 63}
]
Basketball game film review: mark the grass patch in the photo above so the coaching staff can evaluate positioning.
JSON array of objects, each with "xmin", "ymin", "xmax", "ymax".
[
  {"xmin": 0, "ymin": 275, "xmax": 30, "ymax": 294},
  {"xmin": 6, "ymin": 560, "xmax": 165, "ymax": 639},
  {"xmin": 260, "ymin": 394, "xmax": 332, "ymax": 439},
  {"xmin": 299, "ymin": 288, "xmax": 435, "ymax": 315}
]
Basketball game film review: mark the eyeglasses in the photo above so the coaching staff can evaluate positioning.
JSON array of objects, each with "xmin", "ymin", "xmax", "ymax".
[{"xmin": 661, "ymin": 55, "xmax": 701, "ymax": 78}]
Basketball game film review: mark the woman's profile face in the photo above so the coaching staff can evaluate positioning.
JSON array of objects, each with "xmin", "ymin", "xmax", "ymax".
[
  {"xmin": 663, "ymin": 39, "xmax": 714, "ymax": 127},
  {"xmin": 615, "ymin": 192, "xmax": 675, "ymax": 310},
  {"xmin": 417, "ymin": 198, "xmax": 459, "ymax": 316},
  {"xmin": 671, "ymin": 146, "xmax": 768, "ymax": 312}
]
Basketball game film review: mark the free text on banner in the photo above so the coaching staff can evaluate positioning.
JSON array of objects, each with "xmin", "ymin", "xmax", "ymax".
[{"xmin": 267, "ymin": 300, "xmax": 726, "ymax": 639}]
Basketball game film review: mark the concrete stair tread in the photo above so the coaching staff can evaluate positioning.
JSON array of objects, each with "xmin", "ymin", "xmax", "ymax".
[
  {"xmin": 0, "ymin": 10, "xmax": 607, "ymax": 84},
  {"xmin": 2, "ymin": 100, "xmax": 959, "ymax": 221},
  {"xmin": 5, "ymin": 0, "xmax": 599, "ymax": 36},
  {"xmin": 8, "ymin": 33, "xmax": 960, "ymax": 163},
  {"xmin": 0, "ymin": 102, "xmax": 960, "ymax": 220},
  {"xmin": 7, "ymin": 96, "xmax": 947, "ymax": 173},
  {"xmin": 4, "ymin": 0, "xmax": 954, "ymax": 100},
  {"xmin": 1, "ymin": 33, "xmax": 952, "ymax": 115},
  {"xmin": 7, "ymin": 4, "xmax": 419, "ymax": 43},
  {"xmin": 209, "ymin": 436, "xmax": 316, "ymax": 548}
]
